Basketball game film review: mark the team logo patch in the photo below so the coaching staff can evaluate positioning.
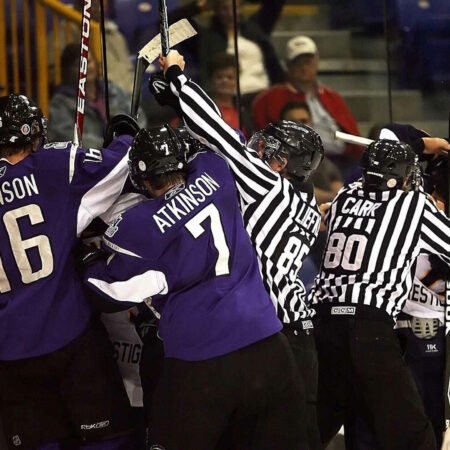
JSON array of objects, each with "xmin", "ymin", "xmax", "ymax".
[
  {"xmin": 139, "ymin": 160, "xmax": 146, "ymax": 171},
  {"xmin": 12, "ymin": 435, "xmax": 21, "ymax": 447},
  {"xmin": 105, "ymin": 215, "xmax": 123, "ymax": 238},
  {"xmin": 331, "ymin": 306, "xmax": 356, "ymax": 315},
  {"xmin": 0, "ymin": 166, "xmax": 6, "ymax": 178},
  {"xmin": 21, "ymin": 124, "xmax": 31, "ymax": 135}
]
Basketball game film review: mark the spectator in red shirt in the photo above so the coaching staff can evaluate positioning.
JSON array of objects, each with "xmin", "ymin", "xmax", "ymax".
[{"xmin": 252, "ymin": 35, "xmax": 361, "ymax": 178}]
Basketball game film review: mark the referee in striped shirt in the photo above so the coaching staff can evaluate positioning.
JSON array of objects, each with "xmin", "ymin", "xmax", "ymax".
[
  {"xmin": 153, "ymin": 50, "xmax": 324, "ymax": 448},
  {"xmin": 310, "ymin": 139, "xmax": 450, "ymax": 450}
]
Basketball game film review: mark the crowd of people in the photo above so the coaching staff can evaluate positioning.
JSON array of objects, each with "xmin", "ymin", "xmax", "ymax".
[{"xmin": 1, "ymin": 1, "xmax": 450, "ymax": 450}]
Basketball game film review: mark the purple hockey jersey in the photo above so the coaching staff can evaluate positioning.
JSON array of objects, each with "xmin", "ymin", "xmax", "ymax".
[
  {"xmin": 0, "ymin": 136, "xmax": 132, "ymax": 360},
  {"xmin": 85, "ymin": 152, "xmax": 282, "ymax": 361}
]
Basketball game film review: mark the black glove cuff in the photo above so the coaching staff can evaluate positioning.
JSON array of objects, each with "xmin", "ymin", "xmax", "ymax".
[{"xmin": 165, "ymin": 65, "xmax": 184, "ymax": 84}]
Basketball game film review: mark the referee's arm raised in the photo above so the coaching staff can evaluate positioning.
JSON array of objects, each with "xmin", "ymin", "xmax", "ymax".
[{"xmin": 161, "ymin": 50, "xmax": 279, "ymax": 198}]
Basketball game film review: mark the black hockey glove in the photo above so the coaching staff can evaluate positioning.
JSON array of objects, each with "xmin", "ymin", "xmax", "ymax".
[
  {"xmin": 75, "ymin": 243, "xmax": 108, "ymax": 277},
  {"xmin": 130, "ymin": 305, "xmax": 160, "ymax": 343},
  {"xmin": 103, "ymin": 113, "xmax": 140, "ymax": 147},
  {"xmin": 148, "ymin": 71, "xmax": 180, "ymax": 111}
]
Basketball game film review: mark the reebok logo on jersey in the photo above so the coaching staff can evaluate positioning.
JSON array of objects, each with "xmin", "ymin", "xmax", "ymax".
[
  {"xmin": 0, "ymin": 166, "xmax": 6, "ymax": 179},
  {"xmin": 331, "ymin": 306, "xmax": 356, "ymax": 315},
  {"xmin": 165, "ymin": 183, "xmax": 185, "ymax": 200},
  {"xmin": 80, "ymin": 420, "xmax": 110, "ymax": 430}
]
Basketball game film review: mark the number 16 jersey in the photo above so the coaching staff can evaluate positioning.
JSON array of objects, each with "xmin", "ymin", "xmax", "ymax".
[
  {"xmin": 0, "ymin": 137, "xmax": 131, "ymax": 360},
  {"xmin": 309, "ymin": 182, "xmax": 450, "ymax": 320}
]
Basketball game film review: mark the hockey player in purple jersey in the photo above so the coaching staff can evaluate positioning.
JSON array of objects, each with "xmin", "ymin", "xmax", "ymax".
[
  {"xmin": 0, "ymin": 94, "xmax": 135, "ymax": 449},
  {"xmin": 83, "ymin": 124, "xmax": 305, "ymax": 449}
]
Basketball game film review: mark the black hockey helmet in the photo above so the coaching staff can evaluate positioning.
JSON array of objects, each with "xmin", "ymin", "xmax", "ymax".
[
  {"xmin": 0, "ymin": 94, "xmax": 47, "ymax": 147},
  {"xmin": 129, "ymin": 124, "xmax": 187, "ymax": 191},
  {"xmin": 174, "ymin": 126, "xmax": 207, "ymax": 160},
  {"xmin": 360, "ymin": 139, "xmax": 422, "ymax": 191},
  {"xmin": 248, "ymin": 120, "xmax": 324, "ymax": 181}
]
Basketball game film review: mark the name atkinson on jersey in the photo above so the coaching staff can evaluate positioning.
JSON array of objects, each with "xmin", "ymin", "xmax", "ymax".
[
  {"xmin": 0, "ymin": 174, "xmax": 38, "ymax": 206},
  {"xmin": 154, "ymin": 172, "xmax": 220, "ymax": 233}
]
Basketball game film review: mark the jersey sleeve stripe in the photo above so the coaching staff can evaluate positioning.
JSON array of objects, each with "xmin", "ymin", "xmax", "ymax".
[
  {"xmin": 87, "ymin": 269, "xmax": 168, "ymax": 302},
  {"xmin": 76, "ymin": 151, "xmax": 130, "ymax": 236}
]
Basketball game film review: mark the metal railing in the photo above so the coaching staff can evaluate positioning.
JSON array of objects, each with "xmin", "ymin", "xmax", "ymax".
[{"xmin": 0, "ymin": 0, "xmax": 100, "ymax": 115}]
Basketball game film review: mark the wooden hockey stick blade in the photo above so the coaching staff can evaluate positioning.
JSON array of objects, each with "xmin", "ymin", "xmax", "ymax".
[
  {"xmin": 334, "ymin": 131, "xmax": 374, "ymax": 147},
  {"xmin": 138, "ymin": 18, "xmax": 197, "ymax": 65}
]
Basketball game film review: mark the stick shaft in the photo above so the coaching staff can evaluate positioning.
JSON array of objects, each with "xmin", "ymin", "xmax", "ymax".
[
  {"xmin": 74, "ymin": 0, "xmax": 92, "ymax": 146},
  {"xmin": 334, "ymin": 131, "xmax": 373, "ymax": 147},
  {"xmin": 99, "ymin": 0, "xmax": 110, "ymax": 122},
  {"xmin": 130, "ymin": 58, "xmax": 147, "ymax": 120},
  {"xmin": 232, "ymin": 0, "xmax": 241, "ymax": 130},
  {"xmin": 382, "ymin": 0, "xmax": 393, "ymax": 124},
  {"xmin": 159, "ymin": 0, "xmax": 170, "ymax": 56}
]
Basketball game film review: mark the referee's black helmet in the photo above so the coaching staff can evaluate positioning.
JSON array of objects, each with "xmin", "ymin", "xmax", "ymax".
[
  {"xmin": 129, "ymin": 124, "xmax": 187, "ymax": 191},
  {"xmin": 360, "ymin": 139, "xmax": 422, "ymax": 191},
  {"xmin": 248, "ymin": 120, "xmax": 324, "ymax": 181}
]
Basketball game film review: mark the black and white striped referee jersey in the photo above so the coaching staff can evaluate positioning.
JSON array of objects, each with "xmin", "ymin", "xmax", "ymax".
[
  {"xmin": 309, "ymin": 182, "xmax": 450, "ymax": 319},
  {"xmin": 165, "ymin": 66, "xmax": 321, "ymax": 324}
]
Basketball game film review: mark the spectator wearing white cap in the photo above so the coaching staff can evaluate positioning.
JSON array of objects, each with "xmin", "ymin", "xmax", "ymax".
[{"xmin": 252, "ymin": 35, "xmax": 362, "ymax": 178}]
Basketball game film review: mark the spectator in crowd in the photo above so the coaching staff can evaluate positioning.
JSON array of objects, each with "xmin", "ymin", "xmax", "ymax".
[
  {"xmin": 47, "ymin": 0, "xmax": 135, "ymax": 94},
  {"xmin": 48, "ymin": 43, "xmax": 145, "ymax": 149},
  {"xmin": 197, "ymin": 0, "xmax": 285, "ymax": 102},
  {"xmin": 90, "ymin": 0, "xmax": 135, "ymax": 94},
  {"xmin": 252, "ymin": 35, "xmax": 361, "ymax": 178}
]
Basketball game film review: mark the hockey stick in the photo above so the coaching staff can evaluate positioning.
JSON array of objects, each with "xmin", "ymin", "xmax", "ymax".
[
  {"xmin": 159, "ymin": 0, "xmax": 170, "ymax": 57},
  {"xmin": 130, "ymin": 18, "xmax": 196, "ymax": 120},
  {"xmin": 334, "ymin": 131, "xmax": 374, "ymax": 147},
  {"xmin": 99, "ymin": 0, "xmax": 110, "ymax": 122},
  {"xmin": 73, "ymin": 0, "xmax": 93, "ymax": 147},
  {"xmin": 232, "ymin": 0, "xmax": 242, "ymax": 129}
]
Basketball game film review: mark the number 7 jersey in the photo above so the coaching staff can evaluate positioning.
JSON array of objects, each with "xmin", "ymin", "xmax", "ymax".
[
  {"xmin": 309, "ymin": 182, "xmax": 450, "ymax": 319},
  {"xmin": 84, "ymin": 152, "xmax": 282, "ymax": 361},
  {"xmin": 0, "ymin": 137, "xmax": 131, "ymax": 360}
]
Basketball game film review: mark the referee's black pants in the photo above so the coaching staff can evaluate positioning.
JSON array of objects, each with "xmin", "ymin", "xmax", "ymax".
[
  {"xmin": 282, "ymin": 325, "xmax": 322, "ymax": 450},
  {"xmin": 314, "ymin": 305, "xmax": 436, "ymax": 450}
]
